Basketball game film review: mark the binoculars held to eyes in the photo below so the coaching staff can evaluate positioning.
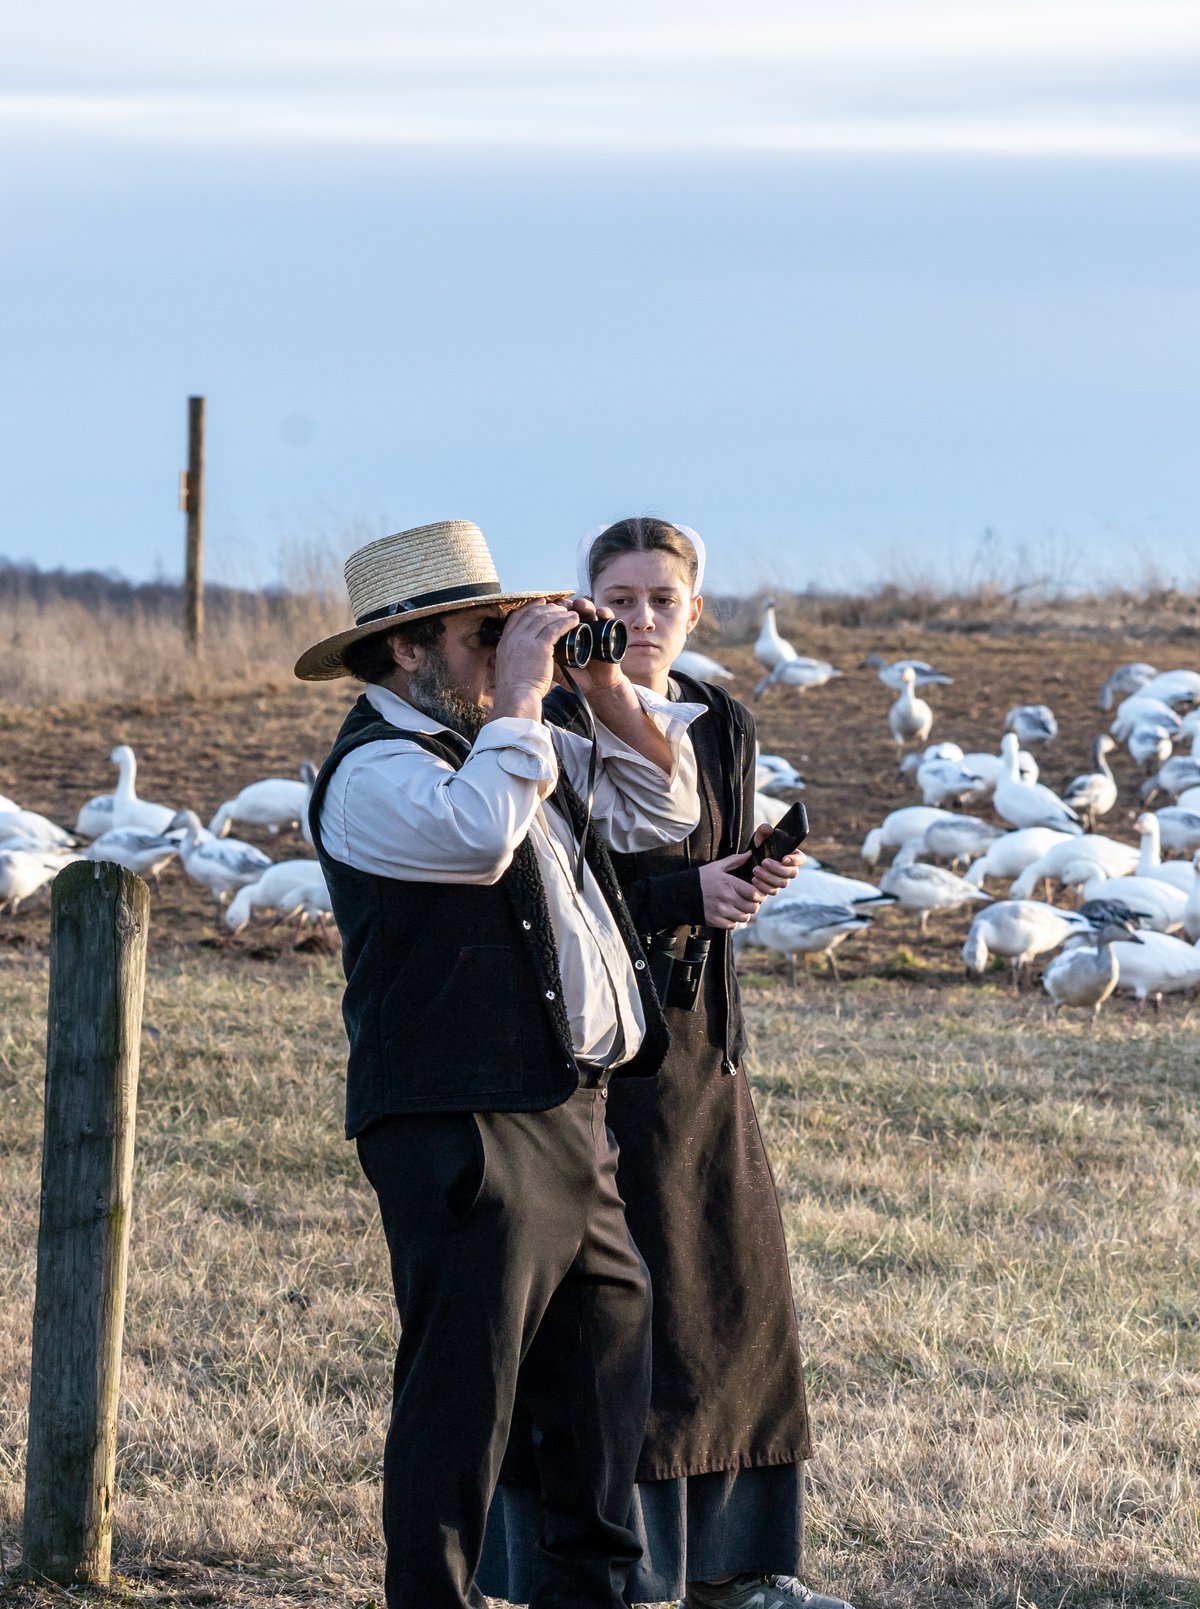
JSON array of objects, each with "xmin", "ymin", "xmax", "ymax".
[{"xmin": 478, "ymin": 613, "xmax": 628, "ymax": 670}]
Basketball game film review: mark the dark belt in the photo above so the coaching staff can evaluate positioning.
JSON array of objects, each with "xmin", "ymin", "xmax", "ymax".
[{"xmin": 575, "ymin": 1060, "xmax": 610, "ymax": 1090}]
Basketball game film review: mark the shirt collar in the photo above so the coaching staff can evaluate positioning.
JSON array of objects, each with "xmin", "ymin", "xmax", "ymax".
[{"xmin": 364, "ymin": 681, "xmax": 453, "ymax": 735}]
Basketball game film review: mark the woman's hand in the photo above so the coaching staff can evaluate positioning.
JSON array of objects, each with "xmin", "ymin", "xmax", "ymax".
[
  {"xmin": 747, "ymin": 821, "xmax": 807, "ymax": 896},
  {"xmin": 699, "ymin": 854, "xmax": 765, "ymax": 929}
]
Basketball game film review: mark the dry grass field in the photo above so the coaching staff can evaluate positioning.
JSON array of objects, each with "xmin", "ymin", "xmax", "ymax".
[{"xmin": 1, "ymin": 592, "xmax": 1199, "ymax": 1607}]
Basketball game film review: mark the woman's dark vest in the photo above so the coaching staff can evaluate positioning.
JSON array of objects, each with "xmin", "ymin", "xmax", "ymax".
[{"xmin": 309, "ymin": 694, "xmax": 669, "ymax": 1137}]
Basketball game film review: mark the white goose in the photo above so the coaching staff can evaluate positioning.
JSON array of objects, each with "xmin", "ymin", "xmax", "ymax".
[
  {"xmin": 755, "ymin": 754, "xmax": 806, "ymax": 795},
  {"xmin": 788, "ymin": 865, "xmax": 895, "ymax": 909},
  {"xmin": 1042, "ymin": 925, "xmax": 1141, "ymax": 1020},
  {"xmin": 1062, "ymin": 736, "xmax": 1118, "ymax": 830},
  {"xmin": 671, "ymin": 648, "xmax": 733, "ymax": 682},
  {"xmin": 1184, "ymin": 853, "xmax": 1200, "ymax": 942},
  {"xmin": 993, "ymin": 734, "xmax": 1081, "ymax": 834},
  {"xmin": 733, "ymin": 899, "xmax": 871, "ymax": 983},
  {"xmin": 110, "ymin": 745, "xmax": 177, "ymax": 834},
  {"xmin": 1008, "ymin": 833, "xmax": 1137, "ymax": 900},
  {"xmin": 169, "ymin": 809, "xmax": 272, "ymax": 913},
  {"xmin": 224, "ymin": 860, "xmax": 328, "ymax": 932},
  {"xmin": 752, "ymin": 657, "xmax": 840, "ymax": 700},
  {"xmin": 753, "ymin": 598, "xmax": 797, "ymax": 670},
  {"xmin": 1110, "ymin": 929, "xmax": 1200, "ymax": 1006},
  {"xmin": 1132, "ymin": 812, "xmax": 1193, "ymax": 892},
  {"xmin": 920, "ymin": 815, "xmax": 1005, "ymax": 869},
  {"xmin": 1110, "ymin": 694, "xmax": 1181, "ymax": 743},
  {"xmin": 1176, "ymin": 785, "xmax": 1200, "ymax": 812},
  {"xmin": 962, "ymin": 899, "xmax": 1092, "ymax": 984},
  {"xmin": 0, "ymin": 793, "xmax": 18, "ymax": 814},
  {"xmin": 965, "ymin": 827, "xmax": 1072, "ymax": 888},
  {"xmin": 959, "ymin": 742, "xmax": 1039, "ymax": 794},
  {"xmin": 861, "ymin": 654, "xmax": 953, "ymax": 690},
  {"xmin": 1138, "ymin": 669, "xmax": 1200, "ymax": 710},
  {"xmin": 878, "ymin": 861, "xmax": 990, "ymax": 934},
  {"xmin": 1128, "ymin": 723, "xmax": 1174, "ymax": 775},
  {"xmin": 74, "ymin": 793, "xmax": 116, "ymax": 838},
  {"xmin": 209, "ymin": 763, "xmax": 317, "ymax": 838},
  {"xmin": 914, "ymin": 757, "xmax": 987, "ymax": 808},
  {"xmin": 888, "ymin": 667, "xmax": 933, "ymax": 750},
  {"xmin": 1005, "ymin": 704, "xmax": 1058, "ymax": 745},
  {"xmin": 84, "ymin": 827, "xmax": 179, "ymax": 883},
  {"xmin": 1153, "ymin": 806, "xmax": 1200, "ymax": 855},
  {"xmin": 0, "ymin": 849, "xmax": 76, "ymax": 913},
  {"xmin": 1139, "ymin": 731, "xmax": 1200, "ymax": 803},
  {"xmin": 1072, "ymin": 866, "xmax": 1186, "ymax": 934},
  {"xmin": 0, "ymin": 808, "xmax": 75, "ymax": 852},
  {"xmin": 861, "ymin": 806, "xmax": 958, "ymax": 865},
  {"xmin": 1099, "ymin": 662, "xmax": 1156, "ymax": 711}
]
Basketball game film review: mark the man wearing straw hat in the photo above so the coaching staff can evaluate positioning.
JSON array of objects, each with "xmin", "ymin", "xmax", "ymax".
[{"xmin": 296, "ymin": 520, "xmax": 708, "ymax": 1609}]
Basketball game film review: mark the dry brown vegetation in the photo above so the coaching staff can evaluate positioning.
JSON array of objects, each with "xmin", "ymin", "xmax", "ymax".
[{"xmin": 1, "ymin": 590, "xmax": 1199, "ymax": 1607}]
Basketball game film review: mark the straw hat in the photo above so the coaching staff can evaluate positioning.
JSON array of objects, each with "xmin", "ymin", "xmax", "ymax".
[{"xmin": 294, "ymin": 520, "xmax": 570, "ymax": 681}]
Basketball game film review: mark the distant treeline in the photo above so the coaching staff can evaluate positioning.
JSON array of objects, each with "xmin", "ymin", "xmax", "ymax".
[{"xmin": 0, "ymin": 560, "xmax": 294, "ymax": 621}]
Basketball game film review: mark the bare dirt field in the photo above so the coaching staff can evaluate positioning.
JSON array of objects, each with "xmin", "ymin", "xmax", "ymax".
[{"xmin": 1, "ymin": 608, "xmax": 1199, "ymax": 1608}]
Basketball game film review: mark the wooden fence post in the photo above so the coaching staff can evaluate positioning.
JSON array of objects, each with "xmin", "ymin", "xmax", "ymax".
[
  {"xmin": 182, "ymin": 395, "xmax": 205, "ymax": 650},
  {"xmin": 22, "ymin": 861, "xmax": 149, "ymax": 1586}
]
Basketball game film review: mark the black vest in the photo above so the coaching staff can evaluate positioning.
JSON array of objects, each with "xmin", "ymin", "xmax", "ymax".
[{"xmin": 309, "ymin": 695, "xmax": 669, "ymax": 1137}]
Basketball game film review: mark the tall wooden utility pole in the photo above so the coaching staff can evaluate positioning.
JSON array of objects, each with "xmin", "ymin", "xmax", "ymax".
[
  {"xmin": 182, "ymin": 395, "xmax": 205, "ymax": 649},
  {"xmin": 23, "ymin": 861, "xmax": 149, "ymax": 1586}
]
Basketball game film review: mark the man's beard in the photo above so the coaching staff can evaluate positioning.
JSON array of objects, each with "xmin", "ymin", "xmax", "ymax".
[{"xmin": 407, "ymin": 646, "xmax": 488, "ymax": 741}]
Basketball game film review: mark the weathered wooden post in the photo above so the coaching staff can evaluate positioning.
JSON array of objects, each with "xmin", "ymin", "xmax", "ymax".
[
  {"xmin": 22, "ymin": 861, "xmax": 149, "ymax": 1586},
  {"xmin": 182, "ymin": 394, "xmax": 205, "ymax": 650}
]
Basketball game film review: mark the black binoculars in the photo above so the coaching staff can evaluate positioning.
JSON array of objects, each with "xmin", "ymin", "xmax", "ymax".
[
  {"xmin": 478, "ymin": 613, "xmax": 627, "ymax": 670},
  {"xmin": 648, "ymin": 929, "xmax": 710, "ymax": 1012}
]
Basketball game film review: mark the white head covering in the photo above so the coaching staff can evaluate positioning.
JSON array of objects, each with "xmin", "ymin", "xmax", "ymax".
[{"xmin": 575, "ymin": 520, "xmax": 706, "ymax": 598}]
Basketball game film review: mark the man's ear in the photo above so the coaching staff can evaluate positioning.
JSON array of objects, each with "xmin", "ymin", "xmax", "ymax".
[{"xmin": 389, "ymin": 632, "xmax": 424, "ymax": 673}]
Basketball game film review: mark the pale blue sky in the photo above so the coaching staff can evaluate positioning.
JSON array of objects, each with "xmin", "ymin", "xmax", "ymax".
[{"xmin": 3, "ymin": 2, "xmax": 1198, "ymax": 595}]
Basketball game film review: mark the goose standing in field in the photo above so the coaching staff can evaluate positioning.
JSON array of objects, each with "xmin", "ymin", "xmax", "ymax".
[
  {"xmin": 1132, "ymin": 812, "xmax": 1194, "ymax": 892},
  {"xmin": 671, "ymin": 647, "xmax": 734, "ymax": 682},
  {"xmin": 1138, "ymin": 669, "xmax": 1200, "ymax": 709},
  {"xmin": 0, "ymin": 849, "xmax": 76, "ymax": 913},
  {"xmin": 914, "ymin": 757, "xmax": 988, "ymax": 808},
  {"xmin": 755, "ymin": 754, "xmax": 806, "ymax": 794},
  {"xmin": 920, "ymin": 815, "xmax": 1006, "ymax": 869},
  {"xmin": 961, "ymin": 899, "xmax": 1092, "ymax": 985},
  {"xmin": 109, "ymin": 744, "xmax": 177, "ymax": 834},
  {"xmin": 959, "ymin": 741, "xmax": 1039, "ymax": 794},
  {"xmin": 878, "ymin": 861, "xmax": 989, "ymax": 935},
  {"xmin": 753, "ymin": 597, "xmax": 797, "ymax": 670},
  {"xmin": 1139, "ymin": 731, "xmax": 1200, "ymax": 804},
  {"xmin": 1153, "ymin": 805, "xmax": 1200, "ymax": 855},
  {"xmin": 1127, "ymin": 722, "xmax": 1174, "ymax": 775},
  {"xmin": 888, "ymin": 666, "xmax": 933, "ymax": 750},
  {"xmin": 787, "ymin": 865, "xmax": 895, "ymax": 908},
  {"xmin": 1004, "ymin": 704, "xmax": 1058, "ymax": 745},
  {"xmin": 965, "ymin": 827, "xmax": 1072, "ymax": 889},
  {"xmin": 168, "ymin": 808, "xmax": 272, "ymax": 915},
  {"xmin": 861, "ymin": 654, "xmax": 953, "ymax": 691},
  {"xmin": 861, "ymin": 806, "xmax": 958, "ymax": 865},
  {"xmin": 1008, "ymin": 833, "xmax": 1137, "ymax": 900},
  {"xmin": 993, "ymin": 733, "xmax": 1081, "ymax": 834},
  {"xmin": 1042, "ymin": 924, "xmax": 1141, "ymax": 1020},
  {"xmin": 1062, "ymin": 735, "xmax": 1118, "ymax": 831},
  {"xmin": 733, "ymin": 899, "xmax": 871, "ymax": 983},
  {"xmin": 1110, "ymin": 928, "xmax": 1200, "ymax": 1007},
  {"xmin": 1071, "ymin": 866, "xmax": 1187, "ymax": 934},
  {"xmin": 0, "ymin": 808, "xmax": 75, "ymax": 852},
  {"xmin": 224, "ymin": 859, "xmax": 328, "ymax": 932},
  {"xmin": 752, "ymin": 656, "xmax": 841, "ymax": 701},
  {"xmin": 1111, "ymin": 695, "xmax": 1181, "ymax": 745},
  {"xmin": 83, "ymin": 827, "xmax": 179, "ymax": 884},
  {"xmin": 209, "ymin": 762, "xmax": 317, "ymax": 838},
  {"xmin": 1099, "ymin": 662, "xmax": 1157, "ymax": 710}
]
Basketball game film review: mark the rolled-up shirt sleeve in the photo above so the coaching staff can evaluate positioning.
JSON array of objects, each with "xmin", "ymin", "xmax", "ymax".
[
  {"xmin": 324, "ymin": 717, "xmax": 560, "ymax": 883},
  {"xmin": 552, "ymin": 686, "xmax": 705, "ymax": 854}
]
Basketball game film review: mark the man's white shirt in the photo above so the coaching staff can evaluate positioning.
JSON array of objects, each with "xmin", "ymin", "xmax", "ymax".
[{"xmin": 319, "ymin": 681, "xmax": 704, "ymax": 1068}]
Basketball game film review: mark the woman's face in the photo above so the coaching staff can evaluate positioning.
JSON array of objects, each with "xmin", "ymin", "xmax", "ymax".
[{"xmin": 592, "ymin": 549, "xmax": 702, "ymax": 690}]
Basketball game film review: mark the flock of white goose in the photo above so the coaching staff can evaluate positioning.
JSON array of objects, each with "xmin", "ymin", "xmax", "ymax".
[
  {"xmin": 0, "ymin": 745, "xmax": 329, "ymax": 938},
  {"xmin": 5, "ymin": 604, "xmax": 1200, "ymax": 1010},
  {"xmin": 684, "ymin": 603, "xmax": 1200, "ymax": 1017}
]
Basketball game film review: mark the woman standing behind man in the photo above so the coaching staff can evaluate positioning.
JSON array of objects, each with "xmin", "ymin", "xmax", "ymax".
[{"xmin": 479, "ymin": 519, "xmax": 851, "ymax": 1609}]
